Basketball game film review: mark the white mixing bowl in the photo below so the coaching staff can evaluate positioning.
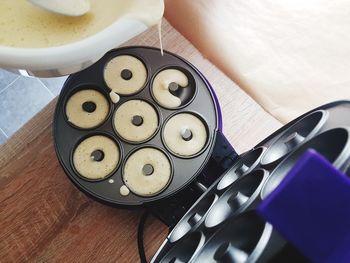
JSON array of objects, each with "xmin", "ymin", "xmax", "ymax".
[{"xmin": 0, "ymin": 2, "xmax": 163, "ymax": 77}]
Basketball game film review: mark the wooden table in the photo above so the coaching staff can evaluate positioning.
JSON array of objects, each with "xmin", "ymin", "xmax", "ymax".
[{"xmin": 0, "ymin": 20, "xmax": 281, "ymax": 262}]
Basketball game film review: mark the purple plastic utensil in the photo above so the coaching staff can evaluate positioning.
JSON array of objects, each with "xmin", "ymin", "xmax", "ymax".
[{"xmin": 258, "ymin": 149, "xmax": 350, "ymax": 263}]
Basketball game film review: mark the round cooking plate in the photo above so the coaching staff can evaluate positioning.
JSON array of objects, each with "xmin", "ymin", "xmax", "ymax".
[{"xmin": 53, "ymin": 46, "xmax": 219, "ymax": 206}]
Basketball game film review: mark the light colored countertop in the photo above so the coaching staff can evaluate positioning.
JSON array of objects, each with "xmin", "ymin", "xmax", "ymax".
[
  {"xmin": 0, "ymin": 19, "xmax": 281, "ymax": 262},
  {"xmin": 165, "ymin": 0, "xmax": 350, "ymax": 122}
]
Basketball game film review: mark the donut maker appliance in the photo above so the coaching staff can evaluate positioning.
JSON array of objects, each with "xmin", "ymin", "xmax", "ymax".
[
  {"xmin": 53, "ymin": 46, "xmax": 238, "ymax": 227},
  {"xmin": 54, "ymin": 46, "xmax": 350, "ymax": 262},
  {"xmin": 151, "ymin": 100, "xmax": 350, "ymax": 262}
]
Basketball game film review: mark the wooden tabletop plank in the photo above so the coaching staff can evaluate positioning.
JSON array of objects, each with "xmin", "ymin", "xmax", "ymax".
[{"xmin": 0, "ymin": 19, "xmax": 281, "ymax": 262}]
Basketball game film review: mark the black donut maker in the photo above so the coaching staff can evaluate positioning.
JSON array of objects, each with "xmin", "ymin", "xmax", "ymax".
[
  {"xmin": 54, "ymin": 46, "xmax": 350, "ymax": 262},
  {"xmin": 151, "ymin": 101, "xmax": 350, "ymax": 263},
  {"xmin": 53, "ymin": 46, "xmax": 238, "ymax": 227}
]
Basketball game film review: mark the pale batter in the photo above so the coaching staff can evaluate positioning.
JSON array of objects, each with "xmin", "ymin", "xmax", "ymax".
[
  {"xmin": 152, "ymin": 69, "xmax": 189, "ymax": 108},
  {"xmin": 73, "ymin": 135, "xmax": 120, "ymax": 180},
  {"xmin": 113, "ymin": 100, "xmax": 159, "ymax": 142},
  {"xmin": 123, "ymin": 148, "xmax": 172, "ymax": 196},
  {"xmin": 0, "ymin": 0, "xmax": 164, "ymax": 48},
  {"xmin": 65, "ymin": 89, "xmax": 109, "ymax": 129},
  {"xmin": 119, "ymin": 185, "xmax": 130, "ymax": 196},
  {"xmin": 109, "ymin": 91, "xmax": 120, "ymax": 104},
  {"xmin": 104, "ymin": 55, "xmax": 147, "ymax": 95},
  {"xmin": 163, "ymin": 113, "xmax": 208, "ymax": 156}
]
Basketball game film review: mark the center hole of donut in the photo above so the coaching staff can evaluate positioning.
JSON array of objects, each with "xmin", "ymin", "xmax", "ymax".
[
  {"xmin": 142, "ymin": 164, "xmax": 154, "ymax": 176},
  {"xmin": 214, "ymin": 242, "xmax": 231, "ymax": 261},
  {"xmin": 181, "ymin": 128, "xmax": 192, "ymax": 141},
  {"xmin": 82, "ymin": 101, "xmax": 96, "ymax": 113},
  {"xmin": 131, "ymin": 115, "xmax": 143, "ymax": 126},
  {"xmin": 90, "ymin": 150, "xmax": 104, "ymax": 162},
  {"xmin": 121, "ymin": 69, "xmax": 133, "ymax": 80},
  {"xmin": 283, "ymin": 132, "xmax": 305, "ymax": 149},
  {"xmin": 168, "ymin": 81, "xmax": 179, "ymax": 93}
]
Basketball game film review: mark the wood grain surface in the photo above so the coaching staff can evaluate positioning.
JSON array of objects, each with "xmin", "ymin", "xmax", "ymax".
[{"xmin": 0, "ymin": 19, "xmax": 281, "ymax": 262}]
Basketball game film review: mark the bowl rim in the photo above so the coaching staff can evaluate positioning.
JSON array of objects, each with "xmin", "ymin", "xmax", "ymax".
[{"xmin": 0, "ymin": 17, "xmax": 151, "ymax": 70}]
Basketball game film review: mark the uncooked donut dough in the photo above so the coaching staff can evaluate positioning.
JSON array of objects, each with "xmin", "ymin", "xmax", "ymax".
[
  {"xmin": 123, "ymin": 148, "xmax": 172, "ymax": 196},
  {"xmin": 152, "ymin": 69, "xmax": 189, "ymax": 108},
  {"xmin": 104, "ymin": 55, "xmax": 147, "ymax": 95},
  {"xmin": 73, "ymin": 135, "xmax": 120, "ymax": 180},
  {"xmin": 113, "ymin": 100, "xmax": 159, "ymax": 142},
  {"xmin": 66, "ymin": 89, "xmax": 109, "ymax": 129},
  {"xmin": 119, "ymin": 185, "xmax": 130, "ymax": 196},
  {"xmin": 109, "ymin": 91, "xmax": 120, "ymax": 104},
  {"xmin": 163, "ymin": 113, "xmax": 208, "ymax": 156}
]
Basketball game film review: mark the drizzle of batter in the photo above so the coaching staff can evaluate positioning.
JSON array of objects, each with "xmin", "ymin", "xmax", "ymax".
[
  {"xmin": 158, "ymin": 19, "xmax": 164, "ymax": 56},
  {"xmin": 152, "ymin": 69, "xmax": 188, "ymax": 108},
  {"xmin": 120, "ymin": 185, "xmax": 130, "ymax": 196},
  {"xmin": 109, "ymin": 91, "xmax": 120, "ymax": 104}
]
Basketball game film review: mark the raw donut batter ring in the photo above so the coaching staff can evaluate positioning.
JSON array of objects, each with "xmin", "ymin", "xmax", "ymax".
[
  {"xmin": 163, "ymin": 113, "xmax": 208, "ymax": 157},
  {"xmin": 113, "ymin": 100, "xmax": 159, "ymax": 143},
  {"xmin": 123, "ymin": 147, "xmax": 172, "ymax": 196},
  {"xmin": 152, "ymin": 68, "xmax": 190, "ymax": 109},
  {"xmin": 65, "ymin": 89, "xmax": 109, "ymax": 129},
  {"xmin": 73, "ymin": 135, "xmax": 120, "ymax": 180},
  {"xmin": 103, "ymin": 55, "xmax": 147, "ymax": 95}
]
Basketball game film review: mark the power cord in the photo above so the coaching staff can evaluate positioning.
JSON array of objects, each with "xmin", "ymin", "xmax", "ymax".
[{"xmin": 138, "ymin": 211, "xmax": 149, "ymax": 263}]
